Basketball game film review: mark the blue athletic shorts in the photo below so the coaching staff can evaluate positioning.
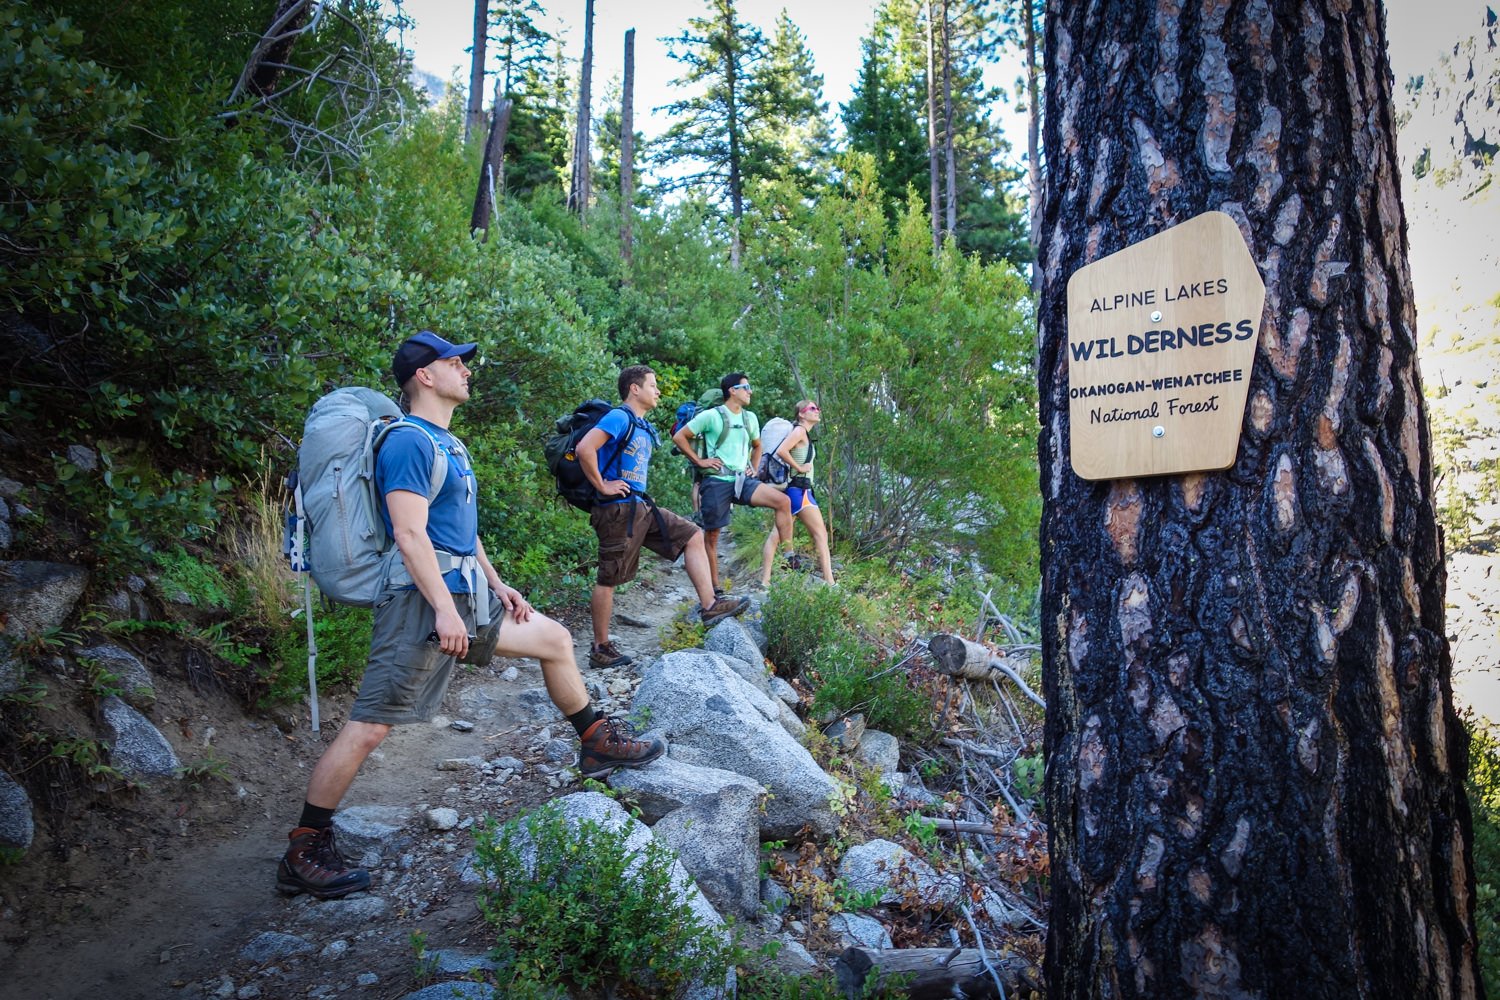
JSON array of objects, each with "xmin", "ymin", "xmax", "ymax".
[{"xmin": 787, "ymin": 485, "xmax": 818, "ymax": 516}]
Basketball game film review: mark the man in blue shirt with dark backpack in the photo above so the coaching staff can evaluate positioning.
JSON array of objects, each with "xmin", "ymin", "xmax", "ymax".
[
  {"xmin": 277, "ymin": 334, "xmax": 666, "ymax": 900},
  {"xmin": 576, "ymin": 365, "xmax": 749, "ymax": 668}
]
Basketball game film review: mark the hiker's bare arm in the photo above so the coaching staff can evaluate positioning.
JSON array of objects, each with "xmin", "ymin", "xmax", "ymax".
[
  {"xmin": 778, "ymin": 427, "xmax": 811, "ymax": 473},
  {"xmin": 386, "ymin": 490, "xmax": 468, "ymax": 657},
  {"xmin": 673, "ymin": 425, "xmax": 723, "ymax": 472},
  {"xmin": 748, "ymin": 438, "xmax": 763, "ymax": 476},
  {"xmin": 578, "ymin": 426, "xmax": 629, "ymax": 498},
  {"xmin": 476, "ymin": 536, "xmax": 532, "ymax": 622}
]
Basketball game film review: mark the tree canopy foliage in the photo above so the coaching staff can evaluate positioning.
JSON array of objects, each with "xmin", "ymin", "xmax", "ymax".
[{"xmin": 0, "ymin": 0, "xmax": 1038, "ymax": 606}]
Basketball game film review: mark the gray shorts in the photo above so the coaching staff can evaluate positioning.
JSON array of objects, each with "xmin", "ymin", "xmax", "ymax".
[
  {"xmin": 698, "ymin": 474, "xmax": 760, "ymax": 531},
  {"xmin": 351, "ymin": 588, "xmax": 501, "ymax": 725}
]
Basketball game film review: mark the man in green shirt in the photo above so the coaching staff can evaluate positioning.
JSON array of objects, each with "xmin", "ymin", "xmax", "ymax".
[{"xmin": 671, "ymin": 372, "xmax": 793, "ymax": 593}]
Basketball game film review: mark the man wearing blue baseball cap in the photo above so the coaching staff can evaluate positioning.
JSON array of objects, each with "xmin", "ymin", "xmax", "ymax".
[{"xmin": 277, "ymin": 331, "xmax": 665, "ymax": 900}]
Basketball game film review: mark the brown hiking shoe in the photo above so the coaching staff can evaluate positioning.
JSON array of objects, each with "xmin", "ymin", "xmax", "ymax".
[
  {"xmin": 588, "ymin": 639, "xmax": 633, "ymax": 669},
  {"xmin": 276, "ymin": 826, "xmax": 371, "ymax": 900},
  {"xmin": 578, "ymin": 716, "xmax": 666, "ymax": 778},
  {"xmin": 699, "ymin": 594, "xmax": 751, "ymax": 625}
]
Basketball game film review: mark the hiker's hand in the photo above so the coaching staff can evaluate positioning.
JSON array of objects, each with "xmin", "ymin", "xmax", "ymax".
[
  {"xmin": 700, "ymin": 457, "xmax": 724, "ymax": 472},
  {"xmin": 496, "ymin": 583, "xmax": 532, "ymax": 622},
  {"xmin": 600, "ymin": 478, "xmax": 630, "ymax": 498},
  {"xmin": 434, "ymin": 609, "xmax": 469, "ymax": 658}
]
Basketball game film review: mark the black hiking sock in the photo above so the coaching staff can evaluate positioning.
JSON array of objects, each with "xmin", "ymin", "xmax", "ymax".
[
  {"xmin": 568, "ymin": 705, "xmax": 600, "ymax": 738},
  {"xmin": 299, "ymin": 802, "xmax": 336, "ymax": 831}
]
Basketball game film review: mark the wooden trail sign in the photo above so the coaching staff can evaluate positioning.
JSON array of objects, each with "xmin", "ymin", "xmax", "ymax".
[{"xmin": 1065, "ymin": 211, "xmax": 1266, "ymax": 480}]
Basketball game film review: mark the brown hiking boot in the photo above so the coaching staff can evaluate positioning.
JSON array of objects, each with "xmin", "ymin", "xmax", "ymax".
[
  {"xmin": 276, "ymin": 826, "xmax": 371, "ymax": 900},
  {"xmin": 588, "ymin": 639, "xmax": 633, "ymax": 669},
  {"xmin": 699, "ymin": 594, "xmax": 751, "ymax": 625},
  {"xmin": 578, "ymin": 716, "xmax": 666, "ymax": 778}
]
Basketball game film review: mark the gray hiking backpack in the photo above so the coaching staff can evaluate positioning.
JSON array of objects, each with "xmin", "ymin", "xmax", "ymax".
[
  {"xmin": 756, "ymin": 417, "xmax": 796, "ymax": 487},
  {"xmin": 284, "ymin": 387, "xmax": 446, "ymax": 729}
]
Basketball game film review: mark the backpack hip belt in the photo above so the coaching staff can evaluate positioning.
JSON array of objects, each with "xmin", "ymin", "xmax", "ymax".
[{"xmin": 383, "ymin": 549, "xmax": 489, "ymax": 626}]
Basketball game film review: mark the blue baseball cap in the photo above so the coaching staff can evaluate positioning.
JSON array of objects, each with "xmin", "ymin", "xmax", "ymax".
[{"xmin": 392, "ymin": 330, "xmax": 478, "ymax": 386}]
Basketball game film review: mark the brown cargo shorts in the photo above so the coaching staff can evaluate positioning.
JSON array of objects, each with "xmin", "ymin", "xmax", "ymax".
[
  {"xmin": 351, "ymin": 587, "xmax": 500, "ymax": 726},
  {"xmin": 591, "ymin": 499, "xmax": 699, "ymax": 587}
]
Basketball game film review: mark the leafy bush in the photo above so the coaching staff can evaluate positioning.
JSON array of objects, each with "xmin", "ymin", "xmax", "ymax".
[
  {"xmin": 262, "ymin": 605, "xmax": 372, "ymax": 707},
  {"xmin": 761, "ymin": 575, "xmax": 854, "ymax": 675},
  {"xmin": 807, "ymin": 634, "xmax": 931, "ymax": 740},
  {"xmin": 472, "ymin": 803, "xmax": 740, "ymax": 998},
  {"xmin": 1467, "ymin": 718, "xmax": 1500, "ymax": 995}
]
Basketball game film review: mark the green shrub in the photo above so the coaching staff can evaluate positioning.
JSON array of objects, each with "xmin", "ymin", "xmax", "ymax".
[
  {"xmin": 262, "ymin": 605, "xmax": 372, "ymax": 706},
  {"xmin": 807, "ymin": 634, "xmax": 931, "ymax": 740},
  {"xmin": 151, "ymin": 546, "xmax": 232, "ymax": 610},
  {"xmin": 762, "ymin": 575, "xmax": 853, "ymax": 674},
  {"xmin": 1467, "ymin": 718, "xmax": 1500, "ymax": 995},
  {"xmin": 472, "ymin": 803, "xmax": 740, "ymax": 998}
]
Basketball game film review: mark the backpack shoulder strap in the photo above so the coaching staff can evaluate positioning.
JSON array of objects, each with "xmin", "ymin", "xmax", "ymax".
[
  {"xmin": 711, "ymin": 405, "xmax": 734, "ymax": 454},
  {"xmin": 374, "ymin": 418, "xmax": 450, "ymax": 501},
  {"xmin": 600, "ymin": 405, "xmax": 636, "ymax": 479}
]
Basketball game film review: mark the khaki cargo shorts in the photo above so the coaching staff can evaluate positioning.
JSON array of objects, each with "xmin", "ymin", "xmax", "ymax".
[{"xmin": 591, "ymin": 499, "xmax": 699, "ymax": 587}]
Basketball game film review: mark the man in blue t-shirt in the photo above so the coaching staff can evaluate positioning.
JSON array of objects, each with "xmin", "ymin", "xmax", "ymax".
[
  {"xmin": 576, "ymin": 365, "xmax": 749, "ymax": 668},
  {"xmin": 277, "ymin": 333, "xmax": 666, "ymax": 901}
]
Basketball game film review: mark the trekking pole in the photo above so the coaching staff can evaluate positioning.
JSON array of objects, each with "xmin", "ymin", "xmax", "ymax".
[{"xmin": 305, "ymin": 574, "xmax": 319, "ymax": 733}]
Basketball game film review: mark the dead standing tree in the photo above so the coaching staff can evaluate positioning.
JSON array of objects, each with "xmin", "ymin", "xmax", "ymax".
[
  {"xmin": 567, "ymin": 0, "xmax": 595, "ymax": 219},
  {"xmin": 1037, "ymin": 2, "xmax": 1481, "ymax": 998}
]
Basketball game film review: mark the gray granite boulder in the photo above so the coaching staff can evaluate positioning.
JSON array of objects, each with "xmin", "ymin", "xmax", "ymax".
[
  {"xmin": 837, "ymin": 838, "xmax": 961, "ymax": 907},
  {"xmin": 705, "ymin": 618, "xmax": 767, "ymax": 678},
  {"xmin": 608, "ymin": 755, "xmax": 765, "ymax": 824},
  {"xmin": 635, "ymin": 650, "xmax": 837, "ymax": 837},
  {"xmin": 706, "ymin": 650, "xmax": 771, "ymax": 696},
  {"xmin": 0, "ymin": 498, "xmax": 11, "ymax": 552},
  {"xmin": 0, "ymin": 768, "xmax": 34, "ymax": 849},
  {"xmin": 652, "ymin": 785, "xmax": 762, "ymax": 920},
  {"xmin": 769, "ymin": 676, "xmax": 800, "ymax": 708},
  {"xmin": 77, "ymin": 644, "xmax": 155, "ymax": 709},
  {"xmin": 99, "ymin": 697, "xmax": 180, "ymax": 777},
  {"xmin": 855, "ymin": 730, "xmax": 901, "ymax": 775},
  {"xmin": 0, "ymin": 561, "xmax": 89, "ymax": 639},
  {"xmin": 333, "ymin": 805, "xmax": 414, "ymax": 859},
  {"xmin": 828, "ymin": 912, "xmax": 892, "ymax": 950}
]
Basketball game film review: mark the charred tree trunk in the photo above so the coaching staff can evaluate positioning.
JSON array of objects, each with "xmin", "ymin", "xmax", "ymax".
[
  {"xmin": 926, "ymin": 0, "xmax": 942, "ymax": 251},
  {"xmin": 470, "ymin": 89, "xmax": 511, "ymax": 238},
  {"xmin": 568, "ymin": 0, "xmax": 595, "ymax": 219},
  {"xmin": 1038, "ymin": 3, "xmax": 1479, "ymax": 999},
  {"xmin": 465, "ymin": 0, "xmax": 489, "ymax": 144},
  {"xmin": 1022, "ymin": 0, "xmax": 1041, "ymax": 289},
  {"xmin": 621, "ymin": 28, "xmax": 636, "ymax": 269},
  {"xmin": 231, "ymin": 0, "xmax": 311, "ymax": 104}
]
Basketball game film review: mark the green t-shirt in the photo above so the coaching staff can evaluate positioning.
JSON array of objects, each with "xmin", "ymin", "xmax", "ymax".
[{"xmin": 686, "ymin": 406, "xmax": 760, "ymax": 482}]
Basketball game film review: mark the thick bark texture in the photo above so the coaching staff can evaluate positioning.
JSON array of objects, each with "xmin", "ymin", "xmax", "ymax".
[{"xmin": 1038, "ymin": 2, "xmax": 1480, "ymax": 998}]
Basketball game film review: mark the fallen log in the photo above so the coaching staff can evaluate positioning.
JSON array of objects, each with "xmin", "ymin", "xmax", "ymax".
[
  {"xmin": 928, "ymin": 633, "xmax": 1045, "ymax": 709},
  {"xmin": 834, "ymin": 946, "xmax": 1043, "ymax": 999}
]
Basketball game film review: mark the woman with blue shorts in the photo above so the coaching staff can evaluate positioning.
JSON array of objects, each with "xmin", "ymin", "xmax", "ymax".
[{"xmin": 760, "ymin": 400, "xmax": 835, "ymax": 587}]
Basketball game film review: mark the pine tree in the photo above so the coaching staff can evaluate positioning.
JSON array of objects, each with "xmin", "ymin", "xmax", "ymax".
[
  {"xmin": 744, "ymin": 11, "xmax": 833, "ymax": 189},
  {"xmin": 504, "ymin": 37, "xmax": 572, "ymax": 196},
  {"xmin": 843, "ymin": 0, "xmax": 1030, "ymax": 266},
  {"xmin": 842, "ymin": 0, "xmax": 929, "ymax": 221},
  {"xmin": 654, "ymin": 0, "xmax": 764, "ymax": 262}
]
